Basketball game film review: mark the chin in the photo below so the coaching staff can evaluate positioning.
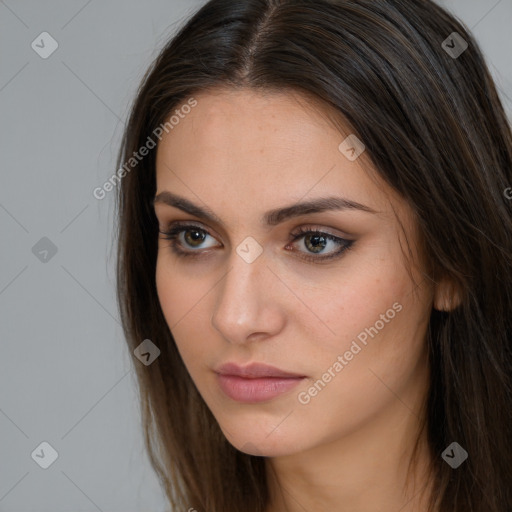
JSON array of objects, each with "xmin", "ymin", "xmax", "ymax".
[{"xmin": 218, "ymin": 419, "xmax": 307, "ymax": 457}]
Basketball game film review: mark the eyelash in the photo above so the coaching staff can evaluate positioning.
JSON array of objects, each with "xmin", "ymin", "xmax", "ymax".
[{"xmin": 158, "ymin": 221, "xmax": 354, "ymax": 263}]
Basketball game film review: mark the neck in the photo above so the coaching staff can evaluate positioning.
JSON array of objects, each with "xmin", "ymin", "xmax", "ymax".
[{"xmin": 264, "ymin": 398, "xmax": 435, "ymax": 512}]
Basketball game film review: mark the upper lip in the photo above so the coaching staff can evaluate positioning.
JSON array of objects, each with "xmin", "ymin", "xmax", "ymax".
[{"xmin": 215, "ymin": 362, "xmax": 305, "ymax": 379}]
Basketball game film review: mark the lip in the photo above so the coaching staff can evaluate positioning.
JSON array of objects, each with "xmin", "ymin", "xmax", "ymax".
[
  {"xmin": 216, "ymin": 362, "xmax": 305, "ymax": 378},
  {"xmin": 215, "ymin": 362, "xmax": 306, "ymax": 403}
]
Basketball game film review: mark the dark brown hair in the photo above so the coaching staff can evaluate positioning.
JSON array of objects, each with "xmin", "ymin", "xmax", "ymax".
[{"xmin": 115, "ymin": 1, "xmax": 512, "ymax": 510}]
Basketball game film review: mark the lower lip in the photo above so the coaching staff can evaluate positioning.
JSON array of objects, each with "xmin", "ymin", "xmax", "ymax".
[{"xmin": 217, "ymin": 374, "xmax": 305, "ymax": 403}]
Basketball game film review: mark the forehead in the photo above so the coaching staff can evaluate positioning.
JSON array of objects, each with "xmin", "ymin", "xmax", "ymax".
[
  {"xmin": 154, "ymin": 87, "xmax": 399, "ymax": 220},
  {"xmin": 159, "ymin": 87, "xmax": 343, "ymax": 159}
]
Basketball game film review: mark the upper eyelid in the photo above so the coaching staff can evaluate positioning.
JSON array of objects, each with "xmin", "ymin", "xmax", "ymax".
[
  {"xmin": 160, "ymin": 220, "xmax": 351, "ymax": 242},
  {"xmin": 159, "ymin": 224, "xmax": 353, "ymax": 262},
  {"xmin": 160, "ymin": 222, "xmax": 354, "ymax": 262},
  {"xmin": 160, "ymin": 220, "xmax": 222, "ymax": 244}
]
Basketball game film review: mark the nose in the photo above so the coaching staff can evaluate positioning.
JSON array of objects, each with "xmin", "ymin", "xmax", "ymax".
[{"xmin": 210, "ymin": 249, "xmax": 286, "ymax": 344}]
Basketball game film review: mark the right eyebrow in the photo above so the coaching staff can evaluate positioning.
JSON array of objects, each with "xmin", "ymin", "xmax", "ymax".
[{"xmin": 153, "ymin": 191, "xmax": 378, "ymax": 228}]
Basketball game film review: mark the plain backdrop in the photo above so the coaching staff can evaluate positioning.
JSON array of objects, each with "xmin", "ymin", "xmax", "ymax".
[{"xmin": 0, "ymin": 1, "xmax": 511, "ymax": 511}]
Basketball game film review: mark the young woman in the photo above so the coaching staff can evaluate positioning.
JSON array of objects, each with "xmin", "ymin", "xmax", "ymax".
[{"xmin": 115, "ymin": 1, "xmax": 512, "ymax": 510}]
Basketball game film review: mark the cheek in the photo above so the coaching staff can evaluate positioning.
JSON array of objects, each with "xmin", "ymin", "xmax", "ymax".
[
  {"xmin": 155, "ymin": 256, "xmax": 221, "ymax": 380},
  {"xmin": 295, "ymin": 250, "xmax": 429, "ymax": 403},
  {"xmin": 155, "ymin": 256, "xmax": 217, "ymax": 369},
  {"xmin": 292, "ymin": 285, "xmax": 429, "ymax": 442},
  {"xmin": 303, "ymin": 252, "xmax": 411, "ymax": 355},
  {"xmin": 155, "ymin": 254, "xmax": 210, "ymax": 325},
  {"xmin": 155, "ymin": 257, "xmax": 181, "ymax": 326}
]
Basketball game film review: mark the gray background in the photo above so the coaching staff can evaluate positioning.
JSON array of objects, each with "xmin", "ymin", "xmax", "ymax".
[{"xmin": 0, "ymin": 1, "xmax": 510, "ymax": 511}]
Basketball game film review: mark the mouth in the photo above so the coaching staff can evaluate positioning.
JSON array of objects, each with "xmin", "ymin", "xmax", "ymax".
[{"xmin": 214, "ymin": 362, "xmax": 306, "ymax": 403}]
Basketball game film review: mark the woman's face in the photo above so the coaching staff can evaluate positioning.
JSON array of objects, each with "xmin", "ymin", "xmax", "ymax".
[{"xmin": 154, "ymin": 87, "xmax": 435, "ymax": 457}]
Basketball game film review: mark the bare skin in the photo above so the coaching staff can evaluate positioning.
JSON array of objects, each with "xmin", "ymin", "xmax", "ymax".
[{"xmin": 153, "ymin": 87, "xmax": 453, "ymax": 511}]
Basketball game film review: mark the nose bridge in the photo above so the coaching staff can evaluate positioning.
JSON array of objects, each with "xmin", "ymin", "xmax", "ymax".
[
  {"xmin": 217, "ymin": 250, "xmax": 266, "ymax": 317},
  {"xmin": 211, "ymin": 248, "xmax": 278, "ymax": 342}
]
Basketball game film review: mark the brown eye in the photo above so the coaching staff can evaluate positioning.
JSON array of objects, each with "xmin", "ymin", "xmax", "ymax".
[
  {"xmin": 159, "ymin": 223, "xmax": 220, "ymax": 255},
  {"xmin": 303, "ymin": 233, "xmax": 328, "ymax": 253},
  {"xmin": 287, "ymin": 227, "xmax": 354, "ymax": 262},
  {"xmin": 160, "ymin": 223, "xmax": 354, "ymax": 263},
  {"xmin": 183, "ymin": 228, "xmax": 207, "ymax": 247}
]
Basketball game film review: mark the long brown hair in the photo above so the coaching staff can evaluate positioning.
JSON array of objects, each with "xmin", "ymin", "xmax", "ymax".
[{"xmin": 115, "ymin": 1, "xmax": 512, "ymax": 510}]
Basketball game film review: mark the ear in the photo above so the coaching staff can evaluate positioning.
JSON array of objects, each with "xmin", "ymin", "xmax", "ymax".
[{"xmin": 433, "ymin": 276, "xmax": 462, "ymax": 312}]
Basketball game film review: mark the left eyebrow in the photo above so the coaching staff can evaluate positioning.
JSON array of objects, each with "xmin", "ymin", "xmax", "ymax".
[
  {"xmin": 152, "ymin": 191, "xmax": 378, "ymax": 228},
  {"xmin": 263, "ymin": 195, "xmax": 378, "ymax": 225}
]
